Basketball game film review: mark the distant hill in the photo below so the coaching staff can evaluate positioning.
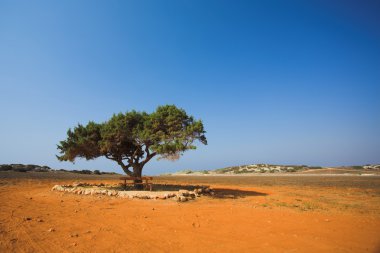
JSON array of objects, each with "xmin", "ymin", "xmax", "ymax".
[
  {"xmin": 0, "ymin": 164, "xmax": 117, "ymax": 175},
  {"xmin": 170, "ymin": 164, "xmax": 380, "ymax": 175}
]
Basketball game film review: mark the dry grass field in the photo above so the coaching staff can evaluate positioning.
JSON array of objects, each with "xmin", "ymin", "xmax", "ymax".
[{"xmin": 1, "ymin": 172, "xmax": 380, "ymax": 252}]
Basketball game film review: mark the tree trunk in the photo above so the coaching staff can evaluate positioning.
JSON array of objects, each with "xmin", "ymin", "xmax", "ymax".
[{"xmin": 133, "ymin": 165, "xmax": 144, "ymax": 190}]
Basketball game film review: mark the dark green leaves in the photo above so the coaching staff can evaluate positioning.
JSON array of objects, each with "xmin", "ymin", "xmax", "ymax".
[
  {"xmin": 149, "ymin": 105, "xmax": 207, "ymax": 158},
  {"xmin": 56, "ymin": 121, "xmax": 102, "ymax": 162},
  {"xmin": 57, "ymin": 105, "xmax": 207, "ymax": 172}
]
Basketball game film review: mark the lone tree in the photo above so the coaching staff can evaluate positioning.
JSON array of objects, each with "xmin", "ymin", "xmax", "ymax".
[{"xmin": 57, "ymin": 105, "xmax": 207, "ymax": 187}]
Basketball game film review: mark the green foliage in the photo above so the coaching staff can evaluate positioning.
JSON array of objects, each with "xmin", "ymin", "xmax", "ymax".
[
  {"xmin": 308, "ymin": 166, "xmax": 322, "ymax": 170},
  {"xmin": 0, "ymin": 164, "xmax": 51, "ymax": 172},
  {"xmin": 57, "ymin": 105, "xmax": 207, "ymax": 176},
  {"xmin": 215, "ymin": 167, "xmax": 232, "ymax": 174},
  {"xmin": 72, "ymin": 169, "xmax": 92, "ymax": 174},
  {"xmin": 234, "ymin": 168, "xmax": 248, "ymax": 174},
  {"xmin": 14, "ymin": 168, "xmax": 29, "ymax": 172},
  {"xmin": 56, "ymin": 121, "xmax": 102, "ymax": 162},
  {"xmin": 26, "ymin": 164, "xmax": 37, "ymax": 170},
  {"xmin": 148, "ymin": 105, "xmax": 207, "ymax": 158},
  {"xmin": 0, "ymin": 165, "xmax": 12, "ymax": 171},
  {"xmin": 285, "ymin": 167, "xmax": 296, "ymax": 172}
]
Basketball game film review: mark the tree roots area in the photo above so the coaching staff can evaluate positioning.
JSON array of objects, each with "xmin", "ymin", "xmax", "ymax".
[{"xmin": 52, "ymin": 182, "xmax": 213, "ymax": 202}]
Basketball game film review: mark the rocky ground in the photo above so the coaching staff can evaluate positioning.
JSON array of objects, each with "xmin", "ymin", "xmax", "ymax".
[{"xmin": 51, "ymin": 182, "xmax": 213, "ymax": 202}]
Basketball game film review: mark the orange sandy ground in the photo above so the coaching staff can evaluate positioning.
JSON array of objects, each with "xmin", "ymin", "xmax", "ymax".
[{"xmin": 1, "ymin": 178, "xmax": 379, "ymax": 253}]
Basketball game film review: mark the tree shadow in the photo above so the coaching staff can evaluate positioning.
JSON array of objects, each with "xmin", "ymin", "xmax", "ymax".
[
  {"xmin": 151, "ymin": 183, "xmax": 209, "ymax": 192},
  {"xmin": 211, "ymin": 188, "xmax": 268, "ymax": 199},
  {"xmin": 151, "ymin": 184, "xmax": 267, "ymax": 199},
  {"xmin": 99, "ymin": 183, "xmax": 268, "ymax": 199}
]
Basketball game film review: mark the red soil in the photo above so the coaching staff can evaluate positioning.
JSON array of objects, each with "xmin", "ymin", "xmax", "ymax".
[{"xmin": 0, "ymin": 177, "xmax": 379, "ymax": 253}]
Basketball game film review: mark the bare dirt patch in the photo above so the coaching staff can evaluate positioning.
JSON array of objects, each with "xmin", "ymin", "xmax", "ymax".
[{"xmin": 1, "ymin": 173, "xmax": 379, "ymax": 252}]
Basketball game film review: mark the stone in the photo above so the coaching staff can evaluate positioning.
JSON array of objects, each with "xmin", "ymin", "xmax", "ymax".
[
  {"xmin": 167, "ymin": 193, "xmax": 176, "ymax": 198},
  {"xmin": 178, "ymin": 190, "xmax": 190, "ymax": 196},
  {"xmin": 177, "ymin": 196, "xmax": 188, "ymax": 202},
  {"xmin": 188, "ymin": 192, "xmax": 196, "ymax": 199},
  {"xmin": 84, "ymin": 189, "xmax": 92, "ymax": 195},
  {"xmin": 117, "ymin": 191, "xmax": 128, "ymax": 198},
  {"xmin": 107, "ymin": 190, "xmax": 117, "ymax": 196},
  {"xmin": 194, "ymin": 188, "xmax": 202, "ymax": 194},
  {"xmin": 51, "ymin": 184, "xmax": 204, "ymax": 202},
  {"xmin": 52, "ymin": 185, "xmax": 64, "ymax": 191},
  {"xmin": 48, "ymin": 228, "xmax": 55, "ymax": 232}
]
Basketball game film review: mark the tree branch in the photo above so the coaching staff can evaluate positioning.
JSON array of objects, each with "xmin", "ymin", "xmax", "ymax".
[
  {"xmin": 142, "ymin": 152, "xmax": 156, "ymax": 166},
  {"xmin": 105, "ymin": 154, "xmax": 133, "ymax": 176},
  {"xmin": 141, "ymin": 145, "xmax": 156, "ymax": 166}
]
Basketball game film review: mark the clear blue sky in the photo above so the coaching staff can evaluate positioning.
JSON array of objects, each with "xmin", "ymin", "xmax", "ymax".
[{"xmin": 1, "ymin": 0, "xmax": 379, "ymax": 174}]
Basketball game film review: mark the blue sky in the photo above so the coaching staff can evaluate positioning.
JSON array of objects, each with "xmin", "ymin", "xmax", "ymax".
[{"xmin": 0, "ymin": 0, "xmax": 379, "ymax": 174}]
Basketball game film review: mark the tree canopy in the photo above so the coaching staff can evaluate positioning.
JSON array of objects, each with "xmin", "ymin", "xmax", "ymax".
[{"xmin": 57, "ymin": 105, "xmax": 207, "ymax": 177}]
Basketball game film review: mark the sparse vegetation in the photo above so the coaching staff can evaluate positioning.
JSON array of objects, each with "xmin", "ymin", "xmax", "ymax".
[
  {"xmin": 0, "ymin": 164, "xmax": 116, "ymax": 175},
  {"xmin": 0, "ymin": 164, "xmax": 51, "ymax": 172},
  {"xmin": 308, "ymin": 166, "xmax": 322, "ymax": 170},
  {"xmin": 177, "ymin": 164, "xmax": 380, "ymax": 175}
]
